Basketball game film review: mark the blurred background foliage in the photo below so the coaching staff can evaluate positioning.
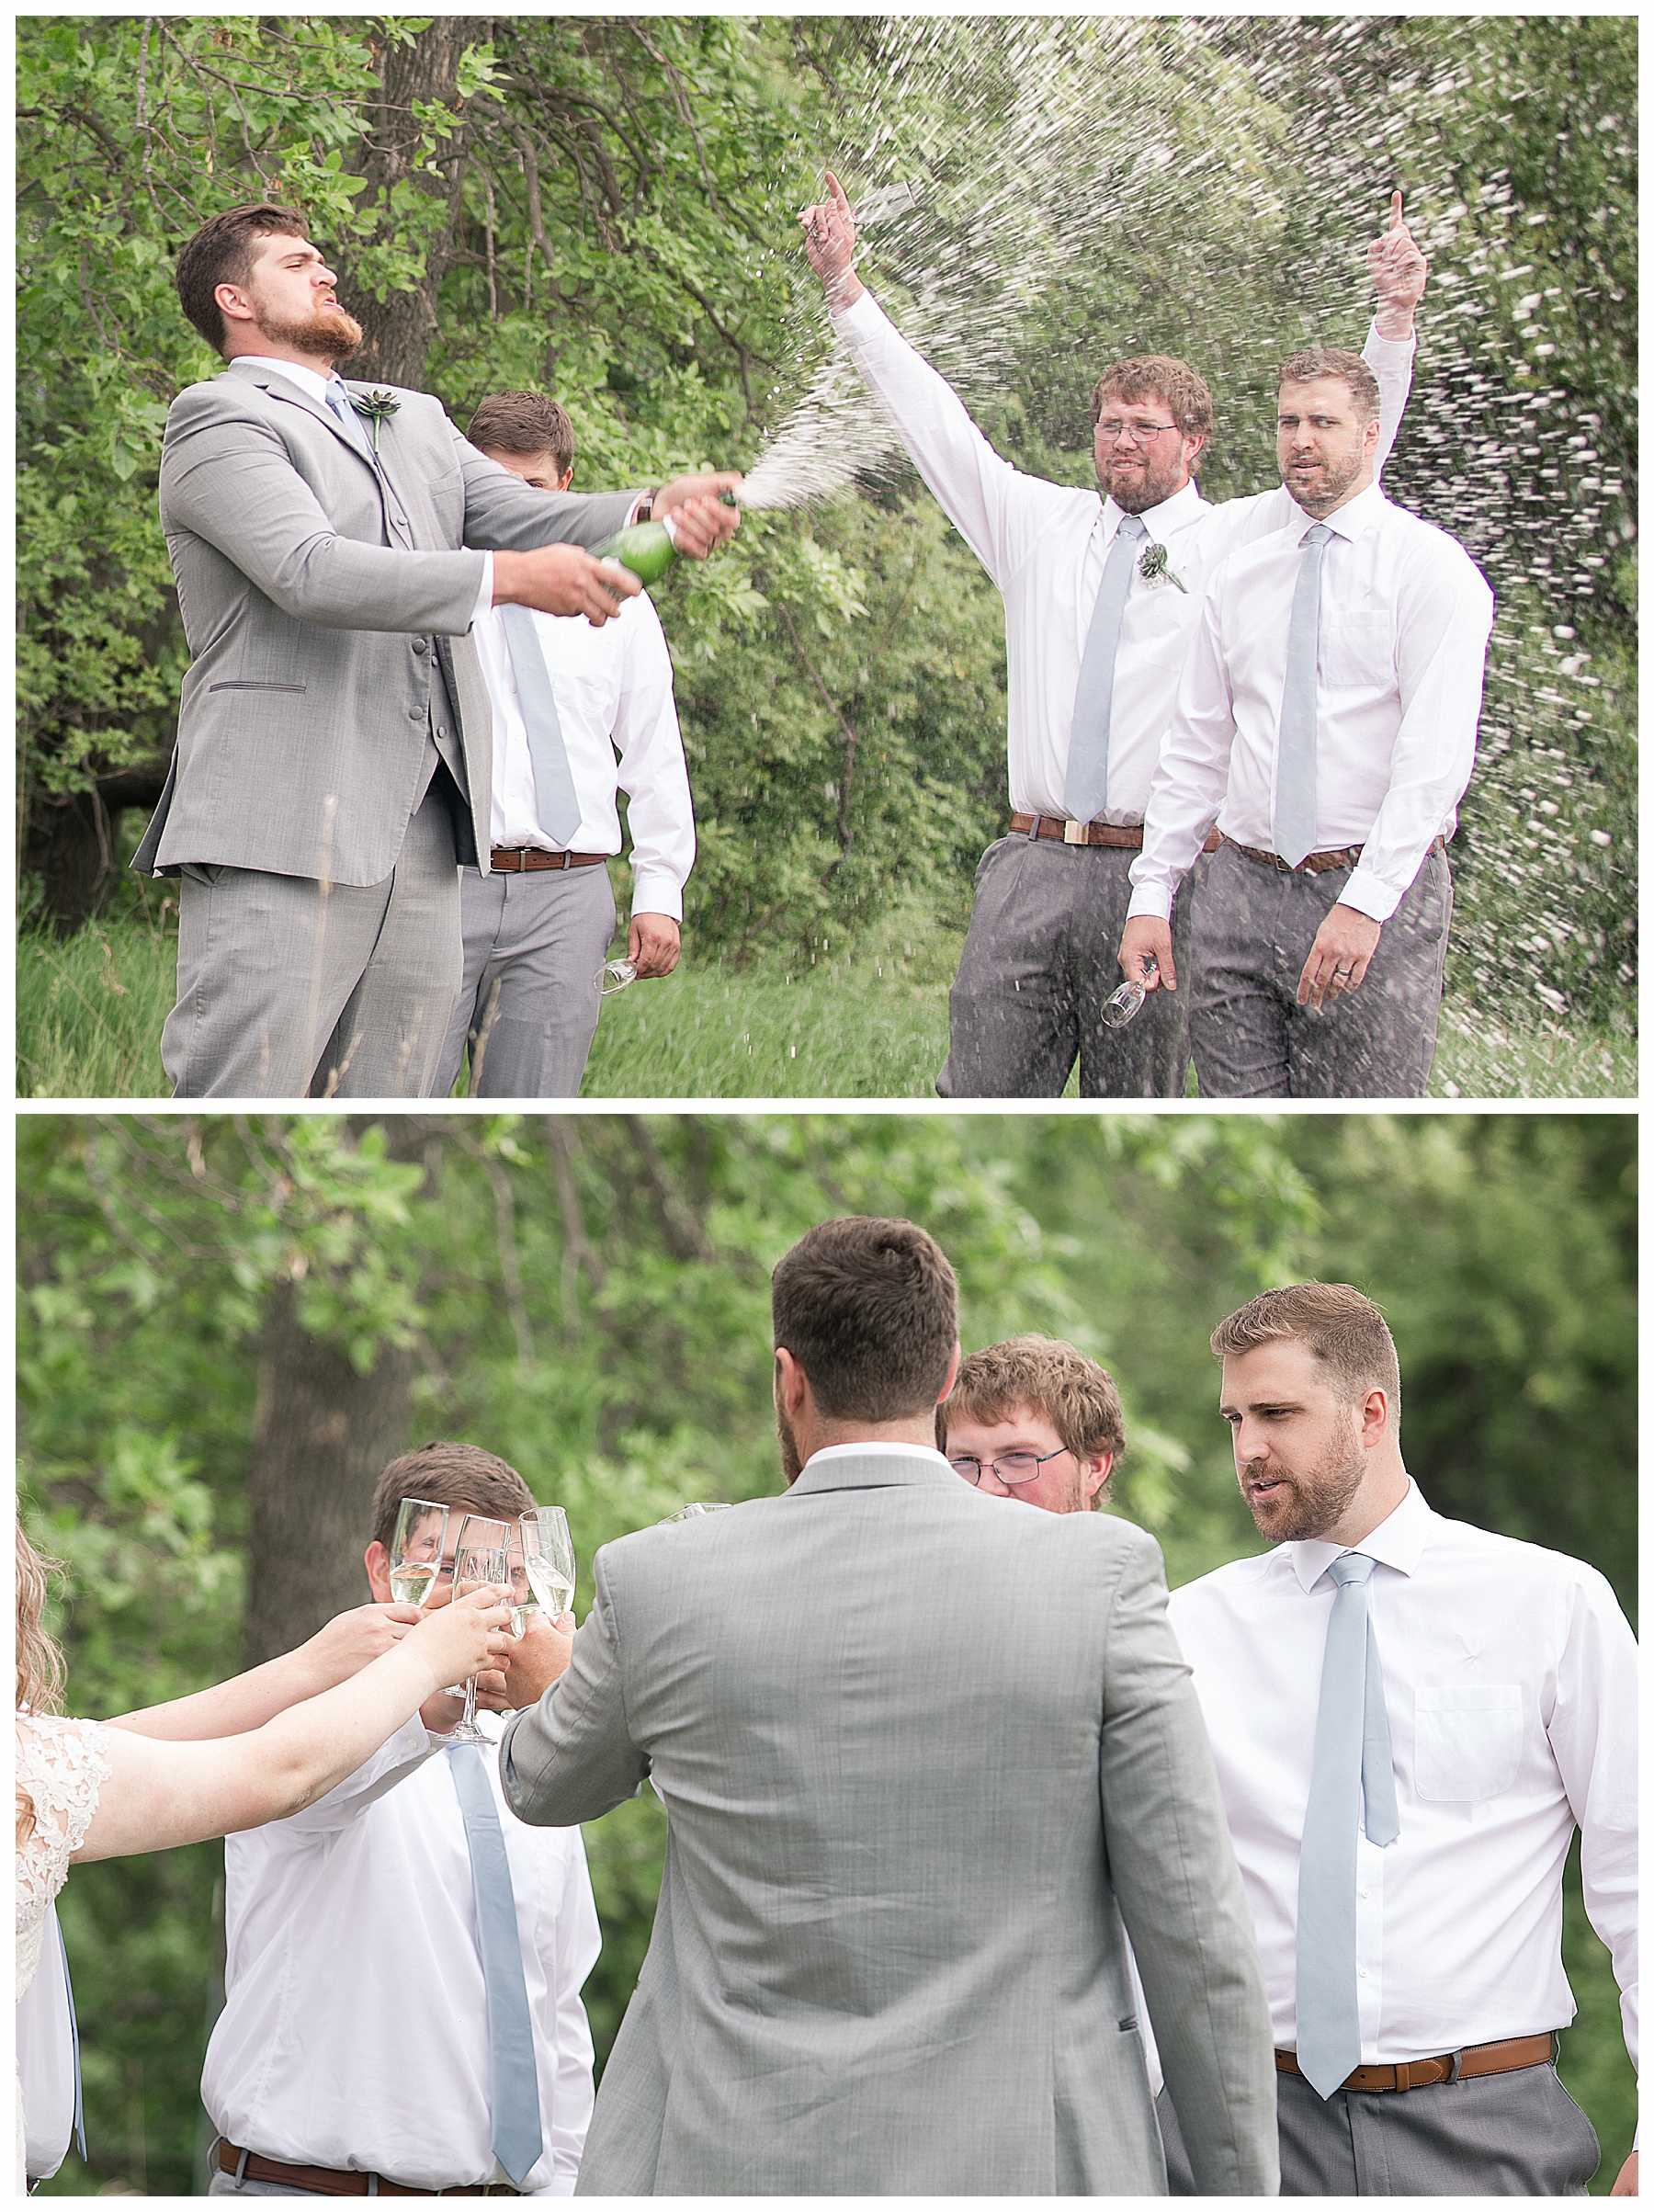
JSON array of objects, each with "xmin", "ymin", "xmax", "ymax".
[
  {"xmin": 17, "ymin": 16, "xmax": 1635, "ymax": 1045},
  {"xmin": 17, "ymin": 1110, "xmax": 1637, "ymax": 2191}
]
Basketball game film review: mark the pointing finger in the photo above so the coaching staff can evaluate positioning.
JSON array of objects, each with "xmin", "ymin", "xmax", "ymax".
[{"xmin": 1390, "ymin": 189, "xmax": 1404, "ymax": 230}]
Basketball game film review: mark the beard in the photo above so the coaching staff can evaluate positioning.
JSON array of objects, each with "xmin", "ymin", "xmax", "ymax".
[
  {"xmin": 776, "ymin": 1401, "xmax": 803, "ymax": 1486},
  {"xmin": 257, "ymin": 298, "xmax": 363, "ymax": 364},
  {"xmin": 1283, "ymin": 441, "xmax": 1366, "ymax": 517},
  {"xmin": 1096, "ymin": 446, "xmax": 1187, "ymax": 516},
  {"xmin": 1240, "ymin": 1428, "xmax": 1366, "ymax": 1543}
]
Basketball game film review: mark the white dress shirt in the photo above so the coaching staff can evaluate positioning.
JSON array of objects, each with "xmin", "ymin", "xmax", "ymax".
[
  {"xmin": 831, "ymin": 291, "xmax": 1415, "ymax": 824},
  {"xmin": 1129, "ymin": 482, "xmax": 1496, "ymax": 921},
  {"xmin": 1164, "ymin": 1482, "xmax": 1637, "ymax": 2073},
  {"xmin": 475, "ymin": 593, "xmax": 695, "ymax": 917},
  {"xmin": 201, "ymin": 1711, "xmax": 601, "ymax": 2194}
]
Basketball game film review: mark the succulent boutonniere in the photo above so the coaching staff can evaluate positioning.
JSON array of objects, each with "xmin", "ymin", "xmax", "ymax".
[
  {"xmin": 1138, "ymin": 540, "xmax": 1188, "ymax": 594},
  {"xmin": 350, "ymin": 389, "xmax": 400, "ymax": 455}
]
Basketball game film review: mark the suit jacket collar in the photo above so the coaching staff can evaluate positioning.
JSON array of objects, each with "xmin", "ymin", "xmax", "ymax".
[
  {"xmin": 788, "ymin": 1446, "xmax": 959, "ymax": 1498},
  {"xmin": 225, "ymin": 357, "xmax": 383, "ymax": 476}
]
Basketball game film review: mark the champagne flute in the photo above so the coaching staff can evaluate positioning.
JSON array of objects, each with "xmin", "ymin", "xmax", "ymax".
[
  {"xmin": 521, "ymin": 1506, "xmax": 576, "ymax": 1622},
  {"xmin": 388, "ymin": 1497, "xmax": 449, "ymax": 1608},
  {"xmin": 664, "ymin": 1502, "xmax": 732, "ymax": 1522},
  {"xmin": 448, "ymin": 1514, "xmax": 512, "ymax": 1745}
]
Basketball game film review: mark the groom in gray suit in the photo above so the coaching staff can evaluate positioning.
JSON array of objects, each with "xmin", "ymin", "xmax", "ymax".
[
  {"xmin": 501, "ymin": 1217, "xmax": 1278, "ymax": 2195},
  {"xmin": 137, "ymin": 203, "xmax": 738, "ymax": 1096}
]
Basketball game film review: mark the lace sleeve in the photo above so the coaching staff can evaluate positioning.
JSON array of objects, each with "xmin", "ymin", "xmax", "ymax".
[{"xmin": 15, "ymin": 1712, "xmax": 114, "ymax": 1927}]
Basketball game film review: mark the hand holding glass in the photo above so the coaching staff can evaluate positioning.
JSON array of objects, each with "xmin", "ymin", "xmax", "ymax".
[{"xmin": 448, "ymin": 1515, "xmax": 514, "ymax": 1743}]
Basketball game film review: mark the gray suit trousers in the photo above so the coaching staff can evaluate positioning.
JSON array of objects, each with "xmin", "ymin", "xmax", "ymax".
[
  {"xmin": 937, "ymin": 835, "xmax": 1196, "ymax": 1098},
  {"xmin": 163, "ymin": 774, "xmax": 461, "ymax": 1098},
  {"xmin": 436, "ymin": 865, "xmax": 617, "ymax": 1097},
  {"xmin": 1187, "ymin": 842, "xmax": 1452, "ymax": 1098},
  {"xmin": 1159, "ymin": 2059, "xmax": 1598, "ymax": 2195}
]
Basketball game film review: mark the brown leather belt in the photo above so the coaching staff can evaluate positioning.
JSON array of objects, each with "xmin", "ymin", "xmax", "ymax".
[
  {"xmin": 1274, "ymin": 2031, "xmax": 1555, "ymax": 2094},
  {"xmin": 215, "ymin": 2140, "xmax": 521, "ymax": 2195},
  {"xmin": 1224, "ymin": 833, "xmax": 1446, "ymax": 876},
  {"xmin": 1011, "ymin": 814, "xmax": 1222, "ymax": 855},
  {"xmin": 489, "ymin": 845, "xmax": 607, "ymax": 873}
]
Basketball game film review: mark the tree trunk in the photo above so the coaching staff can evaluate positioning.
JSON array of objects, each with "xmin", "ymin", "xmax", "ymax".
[
  {"xmin": 24, "ymin": 763, "xmax": 173, "ymax": 934},
  {"xmin": 340, "ymin": 18, "xmax": 478, "ymax": 390}
]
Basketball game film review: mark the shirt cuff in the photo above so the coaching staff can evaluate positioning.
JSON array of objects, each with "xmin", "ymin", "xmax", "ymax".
[
  {"xmin": 626, "ymin": 490, "xmax": 651, "ymax": 527},
  {"xmin": 470, "ymin": 554, "xmax": 493, "ymax": 630},
  {"xmin": 831, "ymin": 288, "xmax": 882, "ymax": 338},
  {"xmin": 1126, "ymin": 880, "xmax": 1175, "ymax": 924},
  {"xmin": 1340, "ymin": 862, "xmax": 1403, "ymax": 923},
  {"xmin": 1365, "ymin": 317, "xmax": 1417, "ymax": 363},
  {"xmin": 628, "ymin": 871, "xmax": 685, "ymax": 924}
]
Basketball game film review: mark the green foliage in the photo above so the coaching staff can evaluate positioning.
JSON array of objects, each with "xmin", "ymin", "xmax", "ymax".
[{"xmin": 18, "ymin": 1113, "xmax": 1636, "ymax": 2189}]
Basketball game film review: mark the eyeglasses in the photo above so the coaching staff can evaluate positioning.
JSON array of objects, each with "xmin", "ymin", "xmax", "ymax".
[
  {"xmin": 1095, "ymin": 419, "xmax": 1182, "ymax": 447},
  {"xmin": 947, "ymin": 1446, "xmax": 1071, "ymax": 1487}
]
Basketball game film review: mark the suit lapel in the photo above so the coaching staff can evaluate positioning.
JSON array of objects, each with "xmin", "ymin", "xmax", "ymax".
[{"xmin": 227, "ymin": 363, "xmax": 387, "ymax": 488}]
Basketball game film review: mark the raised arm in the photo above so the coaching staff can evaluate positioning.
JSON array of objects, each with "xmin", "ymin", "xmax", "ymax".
[
  {"xmin": 70, "ymin": 1588, "xmax": 512, "ymax": 1860},
  {"xmin": 107, "ymin": 1603, "xmax": 421, "ymax": 1741},
  {"xmin": 1366, "ymin": 191, "xmax": 1425, "ymax": 481},
  {"xmin": 500, "ymin": 1550, "xmax": 651, "ymax": 1825}
]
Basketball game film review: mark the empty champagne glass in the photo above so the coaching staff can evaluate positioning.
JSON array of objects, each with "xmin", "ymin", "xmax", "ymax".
[
  {"xmin": 1102, "ymin": 953, "xmax": 1159, "ymax": 1029},
  {"xmin": 387, "ymin": 1497, "xmax": 449, "ymax": 1608},
  {"xmin": 521, "ymin": 1506, "xmax": 576, "ymax": 1621},
  {"xmin": 448, "ymin": 1515, "xmax": 512, "ymax": 1743},
  {"xmin": 594, "ymin": 959, "xmax": 638, "ymax": 996}
]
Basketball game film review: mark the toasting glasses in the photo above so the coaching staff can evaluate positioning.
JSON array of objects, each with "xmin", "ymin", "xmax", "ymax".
[
  {"xmin": 447, "ymin": 1514, "xmax": 515, "ymax": 1744},
  {"xmin": 387, "ymin": 1497, "xmax": 449, "ymax": 1607}
]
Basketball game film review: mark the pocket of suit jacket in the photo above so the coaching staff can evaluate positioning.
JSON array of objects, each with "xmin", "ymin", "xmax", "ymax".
[
  {"xmin": 208, "ymin": 680, "xmax": 309, "ymax": 694},
  {"xmin": 1412, "ymin": 1683, "xmax": 1524, "ymax": 1800}
]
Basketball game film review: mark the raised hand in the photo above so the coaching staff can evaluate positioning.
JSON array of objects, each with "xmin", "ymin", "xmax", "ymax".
[
  {"xmin": 403, "ymin": 1585, "xmax": 515, "ymax": 1697},
  {"xmin": 799, "ymin": 171, "xmax": 864, "ymax": 310},
  {"xmin": 1368, "ymin": 189, "xmax": 1428, "ymax": 337},
  {"xmin": 652, "ymin": 474, "xmax": 742, "ymax": 558}
]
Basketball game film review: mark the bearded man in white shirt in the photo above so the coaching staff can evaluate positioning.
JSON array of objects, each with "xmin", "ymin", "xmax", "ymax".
[
  {"xmin": 1155, "ymin": 1283, "xmax": 1637, "ymax": 2197},
  {"xmin": 436, "ymin": 393, "xmax": 697, "ymax": 1098},
  {"xmin": 800, "ymin": 175, "xmax": 1425, "ymax": 1098},
  {"xmin": 1119, "ymin": 355, "xmax": 1495, "ymax": 1097},
  {"xmin": 204, "ymin": 1442, "xmax": 596, "ymax": 2198}
]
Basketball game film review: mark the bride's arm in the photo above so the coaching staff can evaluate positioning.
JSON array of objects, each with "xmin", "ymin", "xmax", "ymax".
[
  {"xmin": 72, "ymin": 1590, "xmax": 512, "ymax": 1862},
  {"xmin": 107, "ymin": 1604, "xmax": 423, "ymax": 1741}
]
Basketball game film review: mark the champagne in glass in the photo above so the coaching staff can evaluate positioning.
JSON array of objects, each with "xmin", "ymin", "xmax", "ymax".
[
  {"xmin": 521, "ymin": 1507, "xmax": 576, "ymax": 1620},
  {"xmin": 448, "ymin": 1514, "xmax": 513, "ymax": 1744},
  {"xmin": 389, "ymin": 1498, "xmax": 449, "ymax": 1607}
]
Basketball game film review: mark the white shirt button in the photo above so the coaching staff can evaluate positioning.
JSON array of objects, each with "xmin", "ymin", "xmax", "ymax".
[{"xmin": 1357, "ymin": 1966, "xmax": 1369, "ymax": 1979}]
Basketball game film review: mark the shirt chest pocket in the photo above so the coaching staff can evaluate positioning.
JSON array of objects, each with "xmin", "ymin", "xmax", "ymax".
[
  {"xmin": 1413, "ymin": 1683, "xmax": 1524, "ymax": 1801},
  {"xmin": 1320, "ymin": 610, "xmax": 1394, "ymax": 689}
]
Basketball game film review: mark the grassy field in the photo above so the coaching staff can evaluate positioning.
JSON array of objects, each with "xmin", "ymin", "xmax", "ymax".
[{"xmin": 17, "ymin": 918, "xmax": 1637, "ymax": 1101}]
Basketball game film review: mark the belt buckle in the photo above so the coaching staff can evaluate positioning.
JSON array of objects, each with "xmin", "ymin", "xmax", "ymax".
[{"xmin": 1063, "ymin": 818, "xmax": 1086, "ymax": 845}]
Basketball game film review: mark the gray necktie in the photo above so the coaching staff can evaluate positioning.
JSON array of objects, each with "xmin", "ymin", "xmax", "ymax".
[
  {"xmin": 323, "ymin": 380, "xmax": 379, "ymax": 468},
  {"xmin": 499, "ymin": 605, "xmax": 583, "ymax": 846},
  {"xmin": 1064, "ymin": 512, "xmax": 1148, "ymax": 823},
  {"xmin": 448, "ymin": 1742, "xmax": 545, "ymax": 2187},
  {"xmin": 1274, "ymin": 521, "xmax": 1332, "ymax": 867},
  {"xmin": 1296, "ymin": 1550, "xmax": 1400, "ymax": 2099}
]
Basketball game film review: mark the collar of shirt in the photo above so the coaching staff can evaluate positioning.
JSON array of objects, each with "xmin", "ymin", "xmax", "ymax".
[
  {"xmin": 1286, "ymin": 1476, "xmax": 1431, "ymax": 1593},
  {"xmin": 1100, "ymin": 477, "xmax": 1206, "ymax": 543},
  {"xmin": 231, "ymin": 355, "xmax": 338, "ymax": 406},
  {"xmin": 1285, "ymin": 477, "xmax": 1389, "ymax": 546},
  {"xmin": 803, "ymin": 1440, "xmax": 956, "ymax": 1472}
]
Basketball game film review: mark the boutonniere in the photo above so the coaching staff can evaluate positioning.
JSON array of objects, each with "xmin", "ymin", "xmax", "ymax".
[
  {"xmin": 1137, "ymin": 540, "xmax": 1188, "ymax": 594},
  {"xmin": 350, "ymin": 389, "xmax": 400, "ymax": 454}
]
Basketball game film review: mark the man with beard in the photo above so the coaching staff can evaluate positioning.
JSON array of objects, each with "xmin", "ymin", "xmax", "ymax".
[
  {"xmin": 499, "ymin": 1217, "xmax": 1278, "ymax": 2195},
  {"xmin": 1156, "ymin": 1284, "xmax": 1637, "ymax": 2196},
  {"xmin": 138, "ymin": 204, "xmax": 739, "ymax": 1096},
  {"xmin": 799, "ymin": 176, "xmax": 1425, "ymax": 1097},
  {"xmin": 1117, "ymin": 355, "xmax": 1494, "ymax": 1097}
]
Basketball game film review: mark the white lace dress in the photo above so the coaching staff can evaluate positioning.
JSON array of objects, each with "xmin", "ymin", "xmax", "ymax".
[{"xmin": 16, "ymin": 1712, "xmax": 112, "ymax": 2190}]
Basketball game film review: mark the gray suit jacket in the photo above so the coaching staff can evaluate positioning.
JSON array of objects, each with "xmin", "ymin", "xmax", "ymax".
[
  {"xmin": 135, "ymin": 364, "xmax": 636, "ymax": 884},
  {"xmin": 502, "ymin": 1451, "xmax": 1277, "ymax": 2196}
]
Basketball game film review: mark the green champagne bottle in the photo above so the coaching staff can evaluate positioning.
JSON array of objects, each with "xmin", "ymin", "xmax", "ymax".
[{"xmin": 596, "ymin": 514, "xmax": 679, "ymax": 587}]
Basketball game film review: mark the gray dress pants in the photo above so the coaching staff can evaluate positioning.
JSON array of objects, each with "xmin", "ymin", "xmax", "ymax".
[
  {"xmin": 1187, "ymin": 841, "xmax": 1452, "ymax": 1098},
  {"xmin": 436, "ymin": 863, "xmax": 617, "ymax": 1098},
  {"xmin": 162, "ymin": 780, "xmax": 463, "ymax": 1100},
  {"xmin": 936, "ymin": 835, "xmax": 1196, "ymax": 1098},
  {"xmin": 1158, "ymin": 2059, "xmax": 1599, "ymax": 2195}
]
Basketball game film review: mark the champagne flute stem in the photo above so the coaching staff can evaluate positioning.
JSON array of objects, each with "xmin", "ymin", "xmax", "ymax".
[{"xmin": 461, "ymin": 1673, "xmax": 480, "ymax": 1734}]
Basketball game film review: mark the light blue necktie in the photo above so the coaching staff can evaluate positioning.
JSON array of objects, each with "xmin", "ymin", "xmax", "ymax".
[
  {"xmin": 1063, "ymin": 511, "xmax": 1148, "ymax": 823},
  {"xmin": 447, "ymin": 1743, "xmax": 545, "ymax": 2187},
  {"xmin": 1274, "ymin": 521, "xmax": 1332, "ymax": 867},
  {"xmin": 55, "ymin": 1911, "xmax": 86, "ymax": 2164},
  {"xmin": 498, "ymin": 605, "xmax": 583, "ymax": 846},
  {"xmin": 323, "ymin": 379, "xmax": 379, "ymax": 469},
  {"xmin": 1296, "ymin": 1550, "xmax": 1399, "ymax": 2099}
]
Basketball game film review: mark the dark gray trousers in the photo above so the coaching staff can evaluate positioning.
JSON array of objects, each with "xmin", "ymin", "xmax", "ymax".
[
  {"xmin": 936, "ymin": 835, "xmax": 1196, "ymax": 1098},
  {"xmin": 1158, "ymin": 2059, "xmax": 1599, "ymax": 2196},
  {"xmin": 436, "ymin": 864, "xmax": 617, "ymax": 1098},
  {"xmin": 1187, "ymin": 841, "xmax": 1452, "ymax": 1098}
]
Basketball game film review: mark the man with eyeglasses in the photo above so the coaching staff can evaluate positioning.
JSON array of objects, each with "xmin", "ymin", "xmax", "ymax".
[
  {"xmin": 800, "ymin": 176, "xmax": 1426, "ymax": 1096},
  {"xmin": 938, "ymin": 1334, "xmax": 1124, "ymax": 1515}
]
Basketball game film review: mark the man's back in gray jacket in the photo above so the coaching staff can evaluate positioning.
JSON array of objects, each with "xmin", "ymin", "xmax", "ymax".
[{"xmin": 502, "ymin": 1449, "xmax": 1278, "ymax": 2196}]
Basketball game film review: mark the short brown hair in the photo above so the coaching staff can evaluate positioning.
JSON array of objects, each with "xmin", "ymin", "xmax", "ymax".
[
  {"xmin": 176, "ymin": 203, "xmax": 309, "ymax": 356},
  {"xmin": 771, "ymin": 1218, "xmax": 957, "ymax": 1423},
  {"xmin": 1210, "ymin": 1284, "xmax": 1400, "ymax": 1424},
  {"xmin": 369, "ymin": 1442, "xmax": 538, "ymax": 1554},
  {"xmin": 1276, "ymin": 346, "xmax": 1380, "ymax": 425},
  {"xmin": 938, "ymin": 1336, "xmax": 1126, "ymax": 1510},
  {"xmin": 1091, "ymin": 354, "xmax": 1214, "ymax": 443},
  {"xmin": 468, "ymin": 392, "xmax": 575, "ymax": 478}
]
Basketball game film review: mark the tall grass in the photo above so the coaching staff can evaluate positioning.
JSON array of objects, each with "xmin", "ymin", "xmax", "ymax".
[{"xmin": 17, "ymin": 917, "xmax": 1637, "ymax": 1101}]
